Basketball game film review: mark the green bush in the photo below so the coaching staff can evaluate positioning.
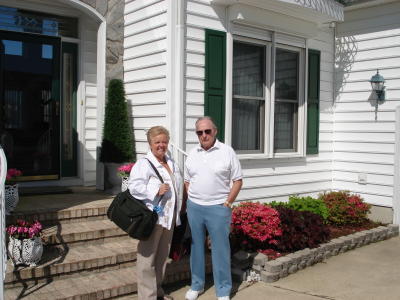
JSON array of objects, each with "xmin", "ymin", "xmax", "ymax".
[
  {"xmin": 269, "ymin": 196, "xmax": 329, "ymax": 221},
  {"xmin": 319, "ymin": 191, "xmax": 371, "ymax": 225},
  {"xmin": 100, "ymin": 79, "xmax": 135, "ymax": 163},
  {"xmin": 286, "ymin": 195, "xmax": 329, "ymax": 221}
]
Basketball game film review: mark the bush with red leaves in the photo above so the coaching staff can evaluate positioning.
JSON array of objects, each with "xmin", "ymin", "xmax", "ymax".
[{"xmin": 273, "ymin": 206, "xmax": 330, "ymax": 252}]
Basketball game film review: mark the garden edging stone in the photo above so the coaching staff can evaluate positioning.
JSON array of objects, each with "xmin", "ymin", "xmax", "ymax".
[{"xmin": 232, "ymin": 224, "xmax": 399, "ymax": 284}]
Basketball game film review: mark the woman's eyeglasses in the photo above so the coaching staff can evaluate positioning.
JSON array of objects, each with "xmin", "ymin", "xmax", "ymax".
[{"xmin": 196, "ymin": 129, "xmax": 212, "ymax": 136}]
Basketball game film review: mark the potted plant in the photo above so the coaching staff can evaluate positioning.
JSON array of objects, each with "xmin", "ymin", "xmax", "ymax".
[
  {"xmin": 118, "ymin": 162, "xmax": 135, "ymax": 192},
  {"xmin": 5, "ymin": 168, "xmax": 22, "ymax": 214},
  {"xmin": 100, "ymin": 79, "xmax": 135, "ymax": 194},
  {"xmin": 6, "ymin": 219, "xmax": 43, "ymax": 267}
]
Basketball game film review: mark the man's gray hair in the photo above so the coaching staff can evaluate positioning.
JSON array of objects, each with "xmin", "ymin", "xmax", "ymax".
[{"xmin": 195, "ymin": 116, "xmax": 217, "ymax": 129}]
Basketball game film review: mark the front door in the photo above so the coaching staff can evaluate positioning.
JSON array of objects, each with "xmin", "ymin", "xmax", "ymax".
[{"xmin": 0, "ymin": 31, "xmax": 61, "ymax": 180}]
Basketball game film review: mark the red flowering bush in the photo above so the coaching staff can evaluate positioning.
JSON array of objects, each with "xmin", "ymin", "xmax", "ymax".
[
  {"xmin": 231, "ymin": 202, "xmax": 282, "ymax": 251},
  {"xmin": 319, "ymin": 191, "xmax": 371, "ymax": 225}
]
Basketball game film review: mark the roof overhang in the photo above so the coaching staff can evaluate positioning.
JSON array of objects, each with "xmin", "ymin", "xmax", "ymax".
[{"xmin": 211, "ymin": 0, "xmax": 344, "ymax": 23}]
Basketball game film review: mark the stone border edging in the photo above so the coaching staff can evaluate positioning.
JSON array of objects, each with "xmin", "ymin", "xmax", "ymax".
[{"xmin": 231, "ymin": 224, "xmax": 399, "ymax": 283}]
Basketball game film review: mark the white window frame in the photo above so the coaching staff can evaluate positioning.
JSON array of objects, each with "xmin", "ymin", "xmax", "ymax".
[{"xmin": 226, "ymin": 28, "xmax": 306, "ymax": 159}]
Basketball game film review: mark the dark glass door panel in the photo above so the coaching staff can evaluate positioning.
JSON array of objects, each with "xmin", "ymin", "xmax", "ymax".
[
  {"xmin": 61, "ymin": 42, "xmax": 77, "ymax": 177},
  {"xmin": 0, "ymin": 31, "xmax": 60, "ymax": 180}
]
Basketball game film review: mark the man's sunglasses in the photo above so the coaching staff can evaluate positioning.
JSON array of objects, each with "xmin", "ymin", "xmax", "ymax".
[{"xmin": 196, "ymin": 129, "xmax": 212, "ymax": 136}]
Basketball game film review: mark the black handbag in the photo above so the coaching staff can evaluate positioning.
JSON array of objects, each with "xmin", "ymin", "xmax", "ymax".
[{"xmin": 107, "ymin": 158, "xmax": 164, "ymax": 240}]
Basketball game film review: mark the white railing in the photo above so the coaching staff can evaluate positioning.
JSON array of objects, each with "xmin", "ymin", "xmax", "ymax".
[
  {"xmin": 0, "ymin": 145, "xmax": 7, "ymax": 299},
  {"xmin": 169, "ymin": 142, "xmax": 188, "ymax": 177}
]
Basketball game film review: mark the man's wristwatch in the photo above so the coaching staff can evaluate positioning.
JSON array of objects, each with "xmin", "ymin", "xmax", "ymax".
[{"xmin": 224, "ymin": 201, "xmax": 233, "ymax": 208}]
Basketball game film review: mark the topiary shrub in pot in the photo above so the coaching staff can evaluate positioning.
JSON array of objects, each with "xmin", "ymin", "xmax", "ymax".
[{"xmin": 100, "ymin": 79, "xmax": 135, "ymax": 194}]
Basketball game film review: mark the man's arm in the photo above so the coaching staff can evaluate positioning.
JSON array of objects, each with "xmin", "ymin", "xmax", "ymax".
[{"xmin": 223, "ymin": 179, "xmax": 243, "ymax": 208}]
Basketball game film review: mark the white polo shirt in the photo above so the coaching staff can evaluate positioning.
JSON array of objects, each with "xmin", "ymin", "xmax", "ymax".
[{"xmin": 184, "ymin": 140, "xmax": 243, "ymax": 205}]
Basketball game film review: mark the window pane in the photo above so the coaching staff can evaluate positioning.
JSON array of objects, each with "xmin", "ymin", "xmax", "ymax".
[
  {"xmin": 275, "ymin": 48, "xmax": 298, "ymax": 100},
  {"xmin": 233, "ymin": 42, "xmax": 264, "ymax": 97},
  {"xmin": 274, "ymin": 102, "xmax": 297, "ymax": 151},
  {"xmin": 232, "ymin": 98, "xmax": 263, "ymax": 151},
  {"xmin": 0, "ymin": 5, "xmax": 78, "ymax": 38}
]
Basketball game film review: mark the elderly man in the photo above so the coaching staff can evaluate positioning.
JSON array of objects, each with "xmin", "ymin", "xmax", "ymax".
[{"xmin": 184, "ymin": 116, "xmax": 243, "ymax": 300}]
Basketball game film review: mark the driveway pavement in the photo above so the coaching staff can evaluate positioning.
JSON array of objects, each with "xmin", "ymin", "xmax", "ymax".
[{"xmin": 165, "ymin": 236, "xmax": 400, "ymax": 300}]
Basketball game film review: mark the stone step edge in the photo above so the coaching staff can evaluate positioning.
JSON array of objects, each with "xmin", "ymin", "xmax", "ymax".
[
  {"xmin": 5, "ymin": 254, "xmax": 212, "ymax": 300},
  {"xmin": 7, "ymin": 203, "xmax": 111, "ymax": 224},
  {"xmin": 42, "ymin": 222, "xmax": 126, "ymax": 246},
  {"xmin": 5, "ymin": 268, "xmax": 138, "ymax": 300},
  {"xmin": 5, "ymin": 243, "xmax": 138, "ymax": 285},
  {"xmin": 236, "ymin": 224, "xmax": 400, "ymax": 283}
]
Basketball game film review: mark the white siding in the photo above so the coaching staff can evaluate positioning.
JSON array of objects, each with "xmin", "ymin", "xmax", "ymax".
[
  {"xmin": 124, "ymin": 0, "xmax": 169, "ymax": 156},
  {"xmin": 334, "ymin": 2, "xmax": 400, "ymax": 207},
  {"xmin": 82, "ymin": 19, "xmax": 99, "ymax": 186},
  {"xmin": 184, "ymin": 0, "xmax": 335, "ymax": 203}
]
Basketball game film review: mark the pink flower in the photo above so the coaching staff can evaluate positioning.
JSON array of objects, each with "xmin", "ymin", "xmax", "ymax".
[
  {"xmin": 117, "ymin": 163, "xmax": 135, "ymax": 177},
  {"xmin": 6, "ymin": 220, "xmax": 43, "ymax": 240},
  {"xmin": 6, "ymin": 168, "xmax": 22, "ymax": 184}
]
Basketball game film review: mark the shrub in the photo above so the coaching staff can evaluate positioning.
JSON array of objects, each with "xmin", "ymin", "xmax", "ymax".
[
  {"xmin": 286, "ymin": 195, "xmax": 329, "ymax": 221},
  {"xmin": 231, "ymin": 202, "xmax": 282, "ymax": 251},
  {"xmin": 269, "ymin": 201, "xmax": 289, "ymax": 208},
  {"xmin": 100, "ymin": 79, "xmax": 135, "ymax": 163},
  {"xmin": 319, "ymin": 191, "xmax": 371, "ymax": 225},
  {"xmin": 274, "ymin": 206, "xmax": 330, "ymax": 252}
]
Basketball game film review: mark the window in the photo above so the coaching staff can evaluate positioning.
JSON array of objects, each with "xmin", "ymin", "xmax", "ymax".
[
  {"xmin": 231, "ymin": 38, "xmax": 305, "ymax": 156},
  {"xmin": 274, "ymin": 48, "xmax": 299, "ymax": 152},
  {"xmin": 232, "ymin": 41, "xmax": 265, "ymax": 152}
]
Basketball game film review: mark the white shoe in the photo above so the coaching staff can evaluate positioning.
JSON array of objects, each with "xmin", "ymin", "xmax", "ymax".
[
  {"xmin": 217, "ymin": 297, "xmax": 230, "ymax": 300},
  {"xmin": 185, "ymin": 288, "xmax": 204, "ymax": 300}
]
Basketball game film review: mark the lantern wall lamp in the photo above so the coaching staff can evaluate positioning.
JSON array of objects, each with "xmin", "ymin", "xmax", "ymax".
[{"xmin": 370, "ymin": 69, "xmax": 385, "ymax": 101}]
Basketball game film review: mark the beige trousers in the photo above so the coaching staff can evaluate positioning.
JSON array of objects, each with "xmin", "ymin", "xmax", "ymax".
[{"xmin": 136, "ymin": 223, "xmax": 174, "ymax": 300}]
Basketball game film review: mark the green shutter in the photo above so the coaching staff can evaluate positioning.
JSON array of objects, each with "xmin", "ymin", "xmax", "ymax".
[
  {"xmin": 306, "ymin": 49, "xmax": 320, "ymax": 155},
  {"xmin": 204, "ymin": 29, "xmax": 226, "ymax": 141}
]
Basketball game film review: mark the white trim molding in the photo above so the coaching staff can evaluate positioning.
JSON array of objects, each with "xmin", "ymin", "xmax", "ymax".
[
  {"xmin": 211, "ymin": 0, "xmax": 344, "ymax": 23},
  {"xmin": 393, "ymin": 106, "xmax": 400, "ymax": 224}
]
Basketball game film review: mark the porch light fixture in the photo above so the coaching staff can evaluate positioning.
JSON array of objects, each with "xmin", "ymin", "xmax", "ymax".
[{"xmin": 370, "ymin": 69, "xmax": 385, "ymax": 101}]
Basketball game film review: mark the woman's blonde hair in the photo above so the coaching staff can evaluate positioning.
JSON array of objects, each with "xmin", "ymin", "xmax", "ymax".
[{"xmin": 146, "ymin": 126, "xmax": 170, "ymax": 144}]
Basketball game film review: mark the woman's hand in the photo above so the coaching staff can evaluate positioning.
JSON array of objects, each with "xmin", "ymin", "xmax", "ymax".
[{"xmin": 157, "ymin": 183, "xmax": 170, "ymax": 196}]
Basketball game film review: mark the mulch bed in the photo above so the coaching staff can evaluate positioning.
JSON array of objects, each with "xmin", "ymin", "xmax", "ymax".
[{"xmin": 328, "ymin": 220, "xmax": 382, "ymax": 239}]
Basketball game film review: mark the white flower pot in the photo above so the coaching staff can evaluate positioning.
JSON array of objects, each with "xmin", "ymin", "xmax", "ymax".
[
  {"xmin": 121, "ymin": 176, "xmax": 129, "ymax": 192},
  {"xmin": 8, "ymin": 236, "xmax": 43, "ymax": 267},
  {"xmin": 5, "ymin": 184, "xmax": 19, "ymax": 214}
]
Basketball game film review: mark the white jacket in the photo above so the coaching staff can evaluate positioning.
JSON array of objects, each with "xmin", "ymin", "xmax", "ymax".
[{"xmin": 127, "ymin": 151, "xmax": 182, "ymax": 230}]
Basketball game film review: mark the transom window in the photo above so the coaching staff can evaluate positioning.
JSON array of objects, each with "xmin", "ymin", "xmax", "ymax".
[{"xmin": 231, "ymin": 38, "xmax": 305, "ymax": 156}]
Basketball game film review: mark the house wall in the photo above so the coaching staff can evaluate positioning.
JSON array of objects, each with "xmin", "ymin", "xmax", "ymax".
[
  {"xmin": 82, "ymin": 18, "xmax": 99, "ymax": 186},
  {"xmin": 123, "ymin": 0, "xmax": 169, "ymax": 156},
  {"xmin": 334, "ymin": 1, "xmax": 400, "ymax": 214},
  {"xmin": 184, "ymin": 0, "xmax": 335, "ymax": 202}
]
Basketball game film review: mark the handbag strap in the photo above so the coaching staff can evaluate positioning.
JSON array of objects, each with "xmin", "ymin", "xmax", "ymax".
[
  {"xmin": 145, "ymin": 158, "xmax": 164, "ymax": 183},
  {"xmin": 145, "ymin": 158, "xmax": 165, "ymax": 206}
]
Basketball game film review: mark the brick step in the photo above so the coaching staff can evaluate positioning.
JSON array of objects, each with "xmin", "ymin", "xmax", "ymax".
[
  {"xmin": 4, "ymin": 255, "xmax": 205, "ymax": 300},
  {"xmin": 4, "ymin": 266, "xmax": 138, "ymax": 300},
  {"xmin": 5, "ymin": 238, "xmax": 139, "ymax": 288},
  {"xmin": 42, "ymin": 219, "xmax": 127, "ymax": 247},
  {"xmin": 7, "ymin": 198, "xmax": 112, "ymax": 225}
]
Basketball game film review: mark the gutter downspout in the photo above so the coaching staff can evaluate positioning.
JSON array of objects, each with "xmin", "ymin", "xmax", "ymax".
[{"xmin": 393, "ymin": 106, "xmax": 400, "ymax": 224}]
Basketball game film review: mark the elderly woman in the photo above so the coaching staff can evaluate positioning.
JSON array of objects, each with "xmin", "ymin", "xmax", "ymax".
[{"xmin": 128, "ymin": 126, "xmax": 183, "ymax": 300}]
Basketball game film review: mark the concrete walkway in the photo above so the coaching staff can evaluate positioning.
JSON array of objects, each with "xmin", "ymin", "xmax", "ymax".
[{"xmin": 163, "ymin": 236, "xmax": 400, "ymax": 300}]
